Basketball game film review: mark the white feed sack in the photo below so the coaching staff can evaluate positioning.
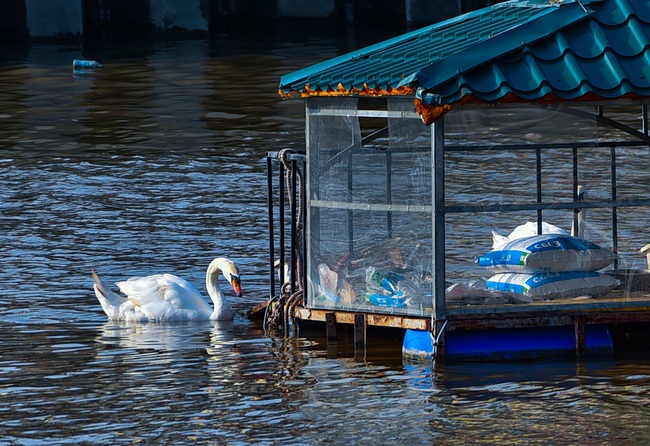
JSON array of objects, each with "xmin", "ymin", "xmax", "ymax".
[{"xmin": 476, "ymin": 234, "xmax": 620, "ymax": 301}]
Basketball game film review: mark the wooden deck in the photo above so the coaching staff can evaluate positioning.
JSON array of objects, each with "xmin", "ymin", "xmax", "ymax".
[
  {"xmin": 248, "ymin": 290, "xmax": 650, "ymax": 332},
  {"xmin": 246, "ymin": 283, "xmax": 650, "ymax": 358}
]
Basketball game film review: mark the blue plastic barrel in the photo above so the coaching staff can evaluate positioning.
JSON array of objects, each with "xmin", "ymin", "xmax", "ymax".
[{"xmin": 403, "ymin": 325, "xmax": 613, "ymax": 362}]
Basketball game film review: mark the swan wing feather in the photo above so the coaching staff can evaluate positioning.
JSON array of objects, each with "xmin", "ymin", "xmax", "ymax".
[
  {"xmin": 115, "ymin": 274, "xmax": 211, "ymax": 319},
  {"xmin": 93, "ymin": 257, "xmax": 240, "ymax": 322}
]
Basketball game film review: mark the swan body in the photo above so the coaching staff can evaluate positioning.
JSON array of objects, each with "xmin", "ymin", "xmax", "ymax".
[{"xmin": 92, "ymin": 257, "xmax": 242, "ymax": 322}]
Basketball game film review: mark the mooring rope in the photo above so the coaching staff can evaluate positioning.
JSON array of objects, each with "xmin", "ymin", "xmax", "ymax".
[
  {"xmin": 430, "ymin": 319, "xmax": 448, "ymax": 362},
  {"xmin": 266, "ymin": 148, "xmax": 305, "ymax": 335}
]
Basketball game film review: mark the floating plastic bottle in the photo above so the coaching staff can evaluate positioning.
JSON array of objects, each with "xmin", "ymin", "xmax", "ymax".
[{"xmin": 72, "ymin": 59, "xmax": 103, "ymax": 70}]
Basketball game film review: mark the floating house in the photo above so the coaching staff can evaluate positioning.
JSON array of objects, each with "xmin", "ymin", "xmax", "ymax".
[{"xmin": 252, "ymin": 0, "xmax": 650, "ymax": 361}]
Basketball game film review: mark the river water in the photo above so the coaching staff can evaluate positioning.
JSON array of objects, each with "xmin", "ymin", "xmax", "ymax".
[{"xmin": 2, "ymin": 35, "xmax": 650, "ymax": 445}]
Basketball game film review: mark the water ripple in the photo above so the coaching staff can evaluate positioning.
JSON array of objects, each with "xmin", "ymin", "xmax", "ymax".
[{"xmin": 2, "ymin": 38, "xmax": 650, "ymax": 445}]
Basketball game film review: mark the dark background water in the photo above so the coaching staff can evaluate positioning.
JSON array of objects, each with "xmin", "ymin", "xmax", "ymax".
[{"xmin": 2, "ymin": 35, "xmax": 650, "ymax": 445}]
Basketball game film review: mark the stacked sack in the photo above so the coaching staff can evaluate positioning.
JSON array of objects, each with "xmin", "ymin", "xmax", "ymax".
[{"xmin": 476, "ymin": 234, "xmax": 620, "ymax": 301}]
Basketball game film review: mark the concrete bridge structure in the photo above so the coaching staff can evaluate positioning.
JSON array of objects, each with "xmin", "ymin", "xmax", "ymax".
[{"xmin": 0, "ymin": 0, "xmax": 493, "ymax": 42}]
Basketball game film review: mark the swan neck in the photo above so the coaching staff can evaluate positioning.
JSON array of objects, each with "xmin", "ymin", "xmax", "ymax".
[
  {"xmin": 571, "ymin": 209, "xmax": 586, "ymax": 238},
  {"xmin": 206, "ymin": 266, "xmax": 224, "ymax": 305},
  {"xmin": 204, "ymin": 258, "xmax": 235, "ymax": 320}
]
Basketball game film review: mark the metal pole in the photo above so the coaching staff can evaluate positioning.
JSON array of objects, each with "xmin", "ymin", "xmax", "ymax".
[
  {"xmin": 611, "ymin": 146, "xmax": 618, "ymax": 265},
  {"xmin": 348, "ymin": 147, "xmax": 354, "ymax": 255},
  {"xmin": 387, "ymin": 151, "xmax": 393, "ymax": 238},
  {"xmin": 536, "ymin": 147, "xmax": 542, "ymax": 234},
  {"xmin": 290, "ymin": 159, "xmax": 298, "ymax": 296},
  {"xmin": 302, "ymin": 156, "xmax": 308, "ymax": 300},
  {"xmin": 279, "ymin": 162, "xmax": 286, "ymax": 290},
  {"xmin": 267, "ymin": 155, "xmax": 276, "ymax": 298},
  {"xmin": 572, "ymin": 146, "xmax": 579, "ymax": 233},
  {"xmin": 432, "ymin": 118, "xmax": 446, "ymax": 322}
]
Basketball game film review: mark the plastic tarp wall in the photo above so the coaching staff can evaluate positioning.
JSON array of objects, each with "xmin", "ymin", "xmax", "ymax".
[
  {"xmin": 306, "ymin": 97, "xmax": 434, "ymax": 316},
  {"xmin": 305, "ymin": 98, "xmax": 650, "ymax": 316}
]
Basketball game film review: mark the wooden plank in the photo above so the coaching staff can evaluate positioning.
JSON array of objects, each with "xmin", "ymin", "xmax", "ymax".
[
  {"xmin": 354, "ymin": 314, "xmax": 366, "ymax": 348},
  {"xmin": 277, "ymin": 300, "xmax": 650, "ymax": 334},
  {"xmin": 246, "ymin": 300, "xmax": 270, "ymax": 320},
  {"xmin": 325, "ymin": 312, "xmax": 337, "ymax": 340},
  {"xmin": 294, "ymin": 307, "xmax": 430, "ymax": 330},
  {"xmin": 450, "ymin": 315, "xmax": 575, "ymax": 330},
  {"xmin": 265, "ymin": 290, "xmax": 650, "ymax": 342},
  {"xmin": 447, "ymin": 295, "xmax": 650, "ymax": 317}
]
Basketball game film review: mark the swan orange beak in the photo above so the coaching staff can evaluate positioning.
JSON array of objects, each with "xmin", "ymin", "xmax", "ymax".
[{"xmin": 231, "ymin": 277, "xmax": 243, "ymax": 297}]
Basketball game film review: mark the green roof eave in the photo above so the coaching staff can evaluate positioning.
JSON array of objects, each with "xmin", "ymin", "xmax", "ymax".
[
  {"xmin": 278, "ymin": 10, "xmax": 483, "ymax": 91},
  {"xmin": 278, "ymin": 2, "xmax": 558, "ymax": 95}
]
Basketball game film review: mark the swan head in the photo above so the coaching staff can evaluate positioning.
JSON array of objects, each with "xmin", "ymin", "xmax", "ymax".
[
  {"xmin": 209, "ymin": 257, "xmax": 243, "ymax": 297},
  {"xmin": 227, "ymin": 272, "xmax": 243, "ymax": 297}
]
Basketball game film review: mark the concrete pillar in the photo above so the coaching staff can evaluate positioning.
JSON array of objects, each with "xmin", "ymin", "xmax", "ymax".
[
  {"xmin": 0, "ymin": 0, "xmax": 496, "ymax": 43},
  {"xmin": 102, "ymin": 0, "xmax": 154, "ymax": 39},
  {"xmin": 354, "ymin": 0, "xmax": 405, "ymax": 30},
  {"xmin": 406, "ymin": 0, "xmax": 461, "ymax": 28},
  {"xmin": 277, "ymin": 0, "xmax": 335, "ymax": 17},
  {"xmin": 25, "ymin": 0, "xmax": 82, "ymax": 38},
  {"xmin": 150, "ymin": 0, "xmax": 208, "ymax": 32},
  {"xmin": 0, "ymin": 1, "xmax": 28, "ymax": 42}
]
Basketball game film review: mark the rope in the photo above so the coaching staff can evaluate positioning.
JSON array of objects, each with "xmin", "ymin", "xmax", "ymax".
[
  {"xmin": 263, "ymin": 294, "xmax": 282, "ymax": 333},
  {"xmin": 280, "ymin": 148, "xmax": 305, "ymax": 335},
  {"xmin": 430, "ymin": 319, "xmax": 448, "ymax": 362},
  {"xmin": 266, "ymin": 149, "xmax": 305, "ymax": 336}
]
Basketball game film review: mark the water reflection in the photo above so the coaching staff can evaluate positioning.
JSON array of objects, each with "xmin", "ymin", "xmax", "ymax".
[
  {"xmin": 4, "ymin": 318, "xmax": 650, "ymax": 443},
  {"xmin": 96, "ymin": 320, "xmax": 230, "ymax": 350}
]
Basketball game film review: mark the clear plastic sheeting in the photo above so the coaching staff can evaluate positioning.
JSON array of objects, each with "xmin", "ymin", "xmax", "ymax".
[
  {"xmin": 306, "ymin": 97, "xmax": 433, "ymax": 315},
  {"xmin": 304, "ymin": 98, "xmax": 650, "ymax": 316}
]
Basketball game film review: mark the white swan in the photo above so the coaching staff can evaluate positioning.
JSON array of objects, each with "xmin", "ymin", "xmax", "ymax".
[
  {"xmin": 492, "ymin": 186, "xmax": 587, "ymax": 248},
  {"xmin": 92, "ymin": 257, "xmax": 242, "ymax": 322}
]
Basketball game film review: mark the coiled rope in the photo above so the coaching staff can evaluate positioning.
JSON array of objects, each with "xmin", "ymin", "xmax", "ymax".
[{"xmin": 266, "ymin": 148, "xmax": 305, "ymax": 335}]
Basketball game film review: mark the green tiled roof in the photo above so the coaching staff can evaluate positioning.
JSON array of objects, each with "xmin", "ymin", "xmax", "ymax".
[
  {"xmin": 417, "ymin": 0, "xmax": 650, "ymax": 109},
  {"xmin": 279, "ymin": 0, "xmax": 650, "ymax": 116},
  {"xmin": 279, "ymin": 0, "xmax": 558, "ymax": 97}
]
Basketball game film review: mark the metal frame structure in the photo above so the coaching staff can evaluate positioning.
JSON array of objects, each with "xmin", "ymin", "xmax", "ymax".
[{"xmin": 262, "ymin": 101, "xmax": 650, "ymax": 356}]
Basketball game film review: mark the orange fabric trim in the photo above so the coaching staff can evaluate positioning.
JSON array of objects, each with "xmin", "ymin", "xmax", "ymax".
[
  {"xmin": 414, "ymin": 99, "xmax": 452, "ymax": 125},
  {"xmin": 278, "ymin": 85, "xmax": 416, "ymax": 99},
  {"xmin": 279, "ymin": 89, "xmax": 648, "ymax": 126}
]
